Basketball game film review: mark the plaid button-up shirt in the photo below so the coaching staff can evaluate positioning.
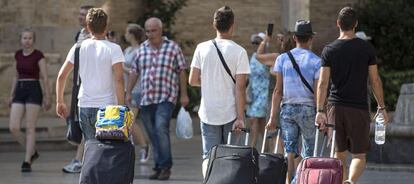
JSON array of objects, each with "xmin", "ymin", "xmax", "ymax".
[{"xmin": 131, "ymin": 37, "xmax": 187, "ymax": 106}]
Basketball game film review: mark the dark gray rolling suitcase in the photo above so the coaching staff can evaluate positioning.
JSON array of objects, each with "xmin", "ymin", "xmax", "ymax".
[
  {"xmin": 203, "ymin": 129, "xmax": 259, "ymax": 184},
  {"xmin": 80, "ymin": 139, "xmax": 135, "ymax": 184},
  {"xmin": 258, "ymin": 128, "xmax": 287, "ymax": 184}
]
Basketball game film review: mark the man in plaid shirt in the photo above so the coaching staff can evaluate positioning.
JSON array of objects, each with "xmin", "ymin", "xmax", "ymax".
[{"xmin": 126, "ymin": 17, "xmax": 189, "ymax": 181}]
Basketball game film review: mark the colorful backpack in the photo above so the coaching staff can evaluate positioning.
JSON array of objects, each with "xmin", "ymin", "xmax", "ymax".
[{"xmin": 95, "ymin": 105, "xmax": 134, "ymax": 141}]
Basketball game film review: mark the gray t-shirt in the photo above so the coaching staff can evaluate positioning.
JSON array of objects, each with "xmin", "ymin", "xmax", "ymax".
[{"xmin": 124, "ymin": 46, "xmax": 141, "ymax": 93}]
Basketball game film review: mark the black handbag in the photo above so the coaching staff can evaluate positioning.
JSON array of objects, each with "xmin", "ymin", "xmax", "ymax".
[{"xmin": 66, "ymin": 43, "xmax": 82, "ymax": 145}]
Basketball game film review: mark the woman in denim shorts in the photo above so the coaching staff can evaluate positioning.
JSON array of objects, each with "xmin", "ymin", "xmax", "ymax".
[{"xmin": 124, "ymin": 23, "xmax": 151, "ymax": 163}]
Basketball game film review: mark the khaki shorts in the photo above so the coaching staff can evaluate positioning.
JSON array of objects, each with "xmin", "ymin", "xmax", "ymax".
[{"xmin": 328, "ymin": 105, "xmax": 371, "ymax": 154}]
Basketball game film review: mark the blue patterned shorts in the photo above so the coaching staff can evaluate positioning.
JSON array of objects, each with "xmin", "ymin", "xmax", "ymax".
[{"xmin": 280, "ymin": 104, "xmax": 316, "ymax": 158}]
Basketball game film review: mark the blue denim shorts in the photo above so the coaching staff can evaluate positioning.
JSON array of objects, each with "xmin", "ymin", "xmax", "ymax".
[
  {"xmin": 130, "ymin": 92, "xmax": 142, "ymax": 108},
  {"xmin": 280, "ymin": 104, "xmax": 316, "ymax": 158}
]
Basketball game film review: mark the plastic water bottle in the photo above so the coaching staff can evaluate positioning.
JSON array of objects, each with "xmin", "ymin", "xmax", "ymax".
[{"xmin": 375, "ymin": 113, "xmax": 386, "ymax": 145}]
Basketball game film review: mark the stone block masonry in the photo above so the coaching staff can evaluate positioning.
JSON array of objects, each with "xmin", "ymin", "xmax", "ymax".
[{"xmin": 0, "ymin": 0, "xmax": 362, "ymax": 117}]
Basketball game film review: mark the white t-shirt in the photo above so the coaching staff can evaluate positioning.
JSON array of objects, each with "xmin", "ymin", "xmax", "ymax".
[
  {"xmin": 66, "ymin": 39, "xmax": 125, "ymax": 108},
  {"xmin": 191, "ymin": 38, "xmax": 250, "ymax": 125}
]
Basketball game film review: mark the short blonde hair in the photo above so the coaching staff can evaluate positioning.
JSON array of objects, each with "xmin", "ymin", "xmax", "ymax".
[{"xmin": 86, "ymin": 8, "xmax": 108, "ymax": 34}]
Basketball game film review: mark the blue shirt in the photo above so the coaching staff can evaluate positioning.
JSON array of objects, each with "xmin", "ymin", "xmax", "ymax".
[{"xmin": 273, "ymin": 48, "xmax": 321, "ymax": 106}]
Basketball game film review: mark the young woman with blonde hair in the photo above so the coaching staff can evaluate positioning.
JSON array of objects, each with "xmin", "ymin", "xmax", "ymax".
[{"xmin": 9, "ymin": 28, "xmax": 51, "ymax": 172}]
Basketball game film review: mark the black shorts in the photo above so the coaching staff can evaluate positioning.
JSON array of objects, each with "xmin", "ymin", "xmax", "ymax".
[
  {"xmin": 12, "ymin": 80, "xmax": 43, "ymax": 105},
  {"xmin": 328, "ymin": 105, "xmax": 371, "ymax": 154}
]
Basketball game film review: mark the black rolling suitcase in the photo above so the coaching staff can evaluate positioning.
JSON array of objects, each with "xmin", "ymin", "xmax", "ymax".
[
  {"xmin": 203, "ymin": 128, "xmax": 259, "ymax": 184},
  {"xmin": 79, "ymin": 139, "xmax": 135, "ymax": 184},
  {"xmin": 258, "ymin": 128, "xmax": 287, "ymax": 184}
]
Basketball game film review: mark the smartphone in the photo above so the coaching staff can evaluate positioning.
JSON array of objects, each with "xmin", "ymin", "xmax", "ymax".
[{"xmin": 267, "ymin": 23, "xmax": 274, "ymax": 37}]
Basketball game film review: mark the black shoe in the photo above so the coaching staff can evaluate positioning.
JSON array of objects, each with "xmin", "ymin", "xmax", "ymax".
[
  {"xmin": 30, "ymin": 151, "xmax": 39, "ymax": 163},
  {"xmin": 149, "ymin": 170, "xmax": 161, "ymax": 180},
  {"xmin": 158, "ymin": 169, "xmax": 171, "ymax": 180},
  {"xmin": 21, "ymin": 162, "xmax": 31, "ymax": 172}
]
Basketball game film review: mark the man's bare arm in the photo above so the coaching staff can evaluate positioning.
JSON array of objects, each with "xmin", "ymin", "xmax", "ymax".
[
  {"xmin": 179, "ymin": 69, "xmax": 189, "ymax": 107},
  {"xmin": 233, "ymin": 74, "xmax": 248, "ymax": 129},
  {"xmin": 189, "ymin": 67, "xmax": 201, "ymax": 87},
  {"xmin": 368, "ymin": 64, "xmax": 389, "ymax": 123},
  {"xmin": 316, "ymin": 67, "xmax": 330, "ymax": 111},
  {"xmin": 56, "ymin": 61, "xmax": 74, "ymax": 118},
  {"xmin": 113, "ymin": 62, "xmax": 125, "ymax": 105},
  {"xmin": 368, "ymin": 65, "xmax": 385, "ymax": 108},
  {"xmin": 266, "ymin": 72, "xmax": 283, "ymax": 129},
  {"xmin": 315, "ymin": 67, "xmax": 330, "ymax": 127}
]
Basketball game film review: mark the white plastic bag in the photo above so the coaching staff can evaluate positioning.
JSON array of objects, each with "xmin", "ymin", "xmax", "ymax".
[{"xmin": 176, "ymin": 107, "xmax": 193, "ymax": 139}]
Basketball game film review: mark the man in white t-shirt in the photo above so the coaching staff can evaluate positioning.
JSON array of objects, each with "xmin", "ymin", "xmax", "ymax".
[
  {"xmin": 189, "ymin": 6, "xmax": 250, "ymax": 164},
  {"xmin": 56, "ymin": 8, "xmax": 125, "ymax": 140}
]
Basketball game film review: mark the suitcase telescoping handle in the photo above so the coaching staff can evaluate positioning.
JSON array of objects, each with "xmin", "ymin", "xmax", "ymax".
[
  {"xmin": 313, "ymin": 124, "xmax": 336, "ymax": 158},
  {"xmin": 227, "ymin": 128, "xmax": 250, "ymax": 146},
  {"xmin": 261, "ymin": 128, "xmax": 281, "ymax": 154}
]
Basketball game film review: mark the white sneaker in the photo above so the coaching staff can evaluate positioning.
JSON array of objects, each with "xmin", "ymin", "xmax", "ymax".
[
  {"xmin": 62, "ymin": 159, "xmax": 82, "ymax": 173},
  {"xmin": 139, "ymin": 146, "xmax": 150, "ymax": 163}
]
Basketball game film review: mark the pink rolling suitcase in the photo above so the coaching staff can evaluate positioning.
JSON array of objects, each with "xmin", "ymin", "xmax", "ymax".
[{"xmin": 295, "ymin": 124, "xmax": 343, "ymax": 184}]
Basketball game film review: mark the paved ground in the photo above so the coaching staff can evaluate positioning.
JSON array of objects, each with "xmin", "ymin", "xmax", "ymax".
[{"xmin": 0, "ymin": 135, "xmax": 413, "ymax": 184}]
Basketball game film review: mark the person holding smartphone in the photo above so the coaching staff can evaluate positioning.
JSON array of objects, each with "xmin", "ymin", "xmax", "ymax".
[{"xmin": 246, "ymin": 32, "xmax": 269, "ymax": 148}]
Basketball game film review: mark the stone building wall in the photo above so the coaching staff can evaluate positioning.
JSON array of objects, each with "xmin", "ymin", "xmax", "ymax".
[
  {"xmin": 173, "ymin": 0, "xmax": 281, "ymax": 56},
  {"xmin": 309, "ymin": 0, "xmax": 358, "ymax": 54},
  {"xmin": 0, "ymin": 0, "xmax": 360, "ymax": 117},
  {"xmin": 0, "ymin": 0, "xmax": 142, "ymax": 117},
  {"xmin": 173, "ymin": 0, "xmax": 359, "ymax": 56}
]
